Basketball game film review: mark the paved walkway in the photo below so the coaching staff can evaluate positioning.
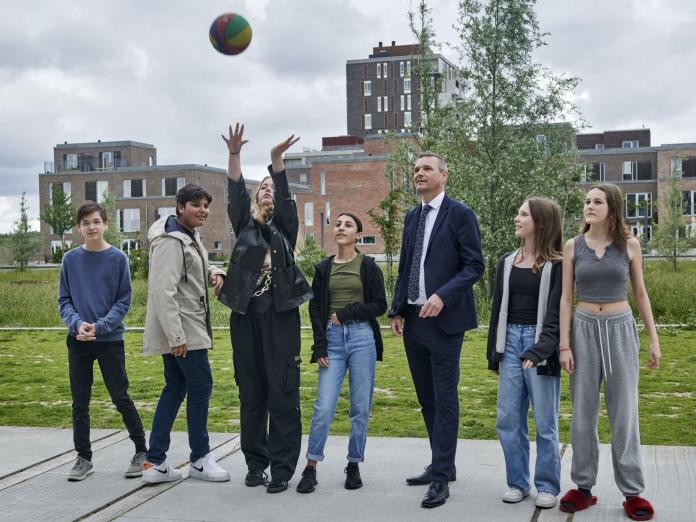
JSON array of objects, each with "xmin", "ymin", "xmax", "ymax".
[{"xmin": 0, "ymin": 427, "xmax": 693, "ymax": 521}]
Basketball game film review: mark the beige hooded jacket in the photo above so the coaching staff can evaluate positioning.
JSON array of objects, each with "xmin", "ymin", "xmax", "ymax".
[{"xmin": 142, "ymin": 215, "xmax": 225, "ymax": 355}]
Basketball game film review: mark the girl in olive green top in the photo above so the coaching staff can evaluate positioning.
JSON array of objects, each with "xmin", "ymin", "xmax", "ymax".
[{"xmin": 297, "ymin": 213, "xmax": 387, "ymax": 493}]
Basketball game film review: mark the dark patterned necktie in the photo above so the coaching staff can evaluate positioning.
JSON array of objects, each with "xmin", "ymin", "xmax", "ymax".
[{"xmin": 407, "ymin": 204, "xmax": 433, "ymax": 302}]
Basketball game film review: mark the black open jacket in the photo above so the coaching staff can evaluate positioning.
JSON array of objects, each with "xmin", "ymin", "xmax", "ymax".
[
  {"xmin": 218, "ymin": 167, "xmax": 312, "ymax": 314},
  {"xmin": 486, "ymin": 255, "xmax": 562, "ymax": 377},
  {"xmin": 308, "ymin": 255, "xmax": 387, "ymax": 363}
]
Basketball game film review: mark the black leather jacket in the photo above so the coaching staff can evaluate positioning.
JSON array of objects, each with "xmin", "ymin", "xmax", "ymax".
[{"xmin": 217, "ymin": 167, "xmax": 312, "ymax": 314}]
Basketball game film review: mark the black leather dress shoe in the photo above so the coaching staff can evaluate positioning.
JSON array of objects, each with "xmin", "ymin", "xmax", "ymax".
[
  {"xmin": 406, "ymin": 465, "xmax": 457, "ymax": 485},
  {"xmin": 421, "ymin": 481, "xmax": 450, "ymax": 508}
]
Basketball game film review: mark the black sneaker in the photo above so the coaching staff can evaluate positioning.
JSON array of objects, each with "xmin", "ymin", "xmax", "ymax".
[
  {"xmin": 296, "ymin": 466, "xmax": 318, "ymax": 493},
  {"xmin": 267, "ymin": 478, "xmax": 289, "ymax": 493},
  {"xmin": 245, "ymin": 469, "xmax": 268, "ymax": 487},
  {"xmin": 344, "ymin": 462, "xmax": 362, "ymax": 490}
]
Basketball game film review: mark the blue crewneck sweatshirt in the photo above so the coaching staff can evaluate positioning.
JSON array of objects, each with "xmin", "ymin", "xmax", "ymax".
[{"xmin": 58, "ymin": 245, "xmax": 132, "ymax": 341}]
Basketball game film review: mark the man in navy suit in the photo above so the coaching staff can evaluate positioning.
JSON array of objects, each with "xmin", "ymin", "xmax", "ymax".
[{"xmin": 390, "ymin": 152, "xmax": 484, "ymax": 508}]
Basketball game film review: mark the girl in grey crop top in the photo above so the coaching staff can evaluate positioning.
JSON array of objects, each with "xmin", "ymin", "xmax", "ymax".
[{"xmin": 573, "ymin": 234, "xmax": 630, "ymax": 303}]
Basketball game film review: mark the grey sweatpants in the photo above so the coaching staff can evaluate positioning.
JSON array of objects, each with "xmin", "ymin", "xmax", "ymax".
[{"xmin": 569, "ymin": 308, "xmax": 645, "ymax": 496}]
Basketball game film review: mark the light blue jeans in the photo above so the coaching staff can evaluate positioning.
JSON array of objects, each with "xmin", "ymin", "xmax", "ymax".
[
  {"xmin": 306, "ymin": 321, "xmax": 376, "ymax": 463},
  {"xmin": 496, "ymin": 324, "xmax": 561, "ymax": 495}
]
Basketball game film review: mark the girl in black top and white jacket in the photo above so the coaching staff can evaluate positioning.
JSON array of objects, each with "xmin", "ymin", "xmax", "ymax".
[
  {"xmin": 296, "ymin": 213, "xmax": 387, "ymax": 494},
  {"xmin": 487, "ymin": 197, "xmax": 564, "ymax": 510}
]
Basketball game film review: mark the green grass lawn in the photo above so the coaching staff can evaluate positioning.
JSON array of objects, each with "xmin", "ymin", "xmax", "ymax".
[{"xmin": 1, "ymin": 329, "xmax": 694, "ymax": 445}]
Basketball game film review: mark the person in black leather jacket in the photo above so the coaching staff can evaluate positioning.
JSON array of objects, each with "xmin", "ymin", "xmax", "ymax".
[{"xmin": 218, "ymin": 123, "xmax": 312, "ymax": 494}]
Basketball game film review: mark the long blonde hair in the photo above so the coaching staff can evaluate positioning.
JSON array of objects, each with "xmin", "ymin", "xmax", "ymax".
[
  {"xmin": 251, "ymin": 176, "xmax": 274, "ymax": 225},
  {"xmin": 518, "ymin": 197, "xmax": 563, "ymax": 272}
]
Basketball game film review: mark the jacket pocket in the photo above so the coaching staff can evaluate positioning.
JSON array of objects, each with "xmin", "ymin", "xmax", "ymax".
[
  {"xmin": 286, "ymin": 355, "xmax": 301, "ymax": 391},
  {"xmin": 176, "ymin": 296, "xmax": 205, "ymax": 312}
]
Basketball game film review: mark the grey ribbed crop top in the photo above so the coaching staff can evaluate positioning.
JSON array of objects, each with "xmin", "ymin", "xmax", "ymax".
[{"xmin": 574, "ymin": 234, "xmax": 630, "ymax": 303}]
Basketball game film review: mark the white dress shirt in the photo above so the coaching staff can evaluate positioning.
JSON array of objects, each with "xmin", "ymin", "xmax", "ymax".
[{"xmin": 408, "ymin": 190, "xmax": 445, "ymax": 305}]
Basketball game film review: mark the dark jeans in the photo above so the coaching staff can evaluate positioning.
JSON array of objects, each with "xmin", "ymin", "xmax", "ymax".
[
  {"xmin": 403, "ymin": 306, "xmax": 464, "ymax": 482},
  {"xmin": 67, "ymin": 336, "xmax": 146, "ymax": 461},
  {"xmin": 230, "ymin": 294, "xmax": 302, "ymax": 481},
  {"xmin": 146, "ymin": 349, "xmax": 213, "ymax": 464}
]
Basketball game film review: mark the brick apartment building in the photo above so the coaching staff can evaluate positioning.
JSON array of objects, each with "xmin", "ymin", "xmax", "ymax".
[
  {"xmin": 577, "ymin": 129, "xmax": 696, "ymax": 241},
  {"xmin": 37, "ymin": 140, "xmax": 311, "ymax": 261},
  {"xmin": 346, "ymin": 41, "xmax": 463, "ymax": 137}
]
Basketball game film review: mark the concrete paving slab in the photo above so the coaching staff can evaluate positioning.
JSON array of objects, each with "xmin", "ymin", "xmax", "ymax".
[
  {"xmin": 0, "ymin": 430, "xmax": 236, "ymax": 522},
  {"xmin": 0, "ymin": 426, "xmax": 119, "ymax": 477}
]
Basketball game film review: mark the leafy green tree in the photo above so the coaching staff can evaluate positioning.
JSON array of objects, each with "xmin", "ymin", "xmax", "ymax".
[
  {"xmin": 9, "ymin": 192, "xmax": 41, "ymax": 270},
  {"xmin": 651, "ymin": 179, "xmax": 691, "ymax": 271},
  {"xmin": 41, "ymin": 185, "xmax": 75, "ymax": 259},
  {"xmin": 100, "ymin": 190, "xmax": 123, "ymax": 248},
  {"xmin": 297, "ymin": 237, "xmax": 326, "ymax": 280},
  {"xmin": 403, "ymin": 0, "xmax": 584, "ymax": 294}
]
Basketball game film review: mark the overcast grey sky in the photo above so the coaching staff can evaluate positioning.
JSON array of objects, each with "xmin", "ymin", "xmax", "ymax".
[{"xmin": 1, "ymin": 0, "xmax": 694, "ymax": 232}]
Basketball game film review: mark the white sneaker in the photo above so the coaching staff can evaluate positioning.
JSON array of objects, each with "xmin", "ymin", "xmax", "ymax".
[
  {"xmin": 535, "ymin": 491, "xmax": 557, "ymax": 508},
  {"xmin": 502, "ymin": 487, "xmax": 530, "ymax": 503},
  {"xmin": 189, "ymin": 452, "xmax": 230, "ymax": 482},
  {"xmin": 142, "ymin": 460, "xmax": 182, "ymax": 484}
]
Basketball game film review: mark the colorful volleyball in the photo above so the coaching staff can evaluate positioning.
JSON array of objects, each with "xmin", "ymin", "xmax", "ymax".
[{"xmin": 209, "ymin": 13, "xmax": 252, "ymax": 55}]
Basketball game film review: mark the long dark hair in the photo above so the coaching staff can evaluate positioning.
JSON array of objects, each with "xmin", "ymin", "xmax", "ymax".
[
  {"xmin": 582, "ymin": 184, "xmax": 631, "ymax": 252},
  {"xmin": 519, "ymin": 197, "xmax": 563, "ymax": 272}
]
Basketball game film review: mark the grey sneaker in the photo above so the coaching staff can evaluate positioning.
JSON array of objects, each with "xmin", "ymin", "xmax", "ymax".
[
  {"xmin": 125, "ymin": 452, "xmax": 147, "ymax": 478},
  {"xmin": 67, "ymin": 456, "xmax": 93, "ymax": 481}
]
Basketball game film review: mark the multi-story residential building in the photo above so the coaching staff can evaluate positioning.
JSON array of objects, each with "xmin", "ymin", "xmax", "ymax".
[
  {"xmin": 346, "ymin": 41, "xmax": 463, "ymax": 137},
  {"xmin": 577, "ymin": 129, "xmax": 696, "ymax": 242}
]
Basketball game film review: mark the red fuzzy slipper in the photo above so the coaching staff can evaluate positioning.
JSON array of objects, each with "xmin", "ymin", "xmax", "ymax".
[
  {"xmin": 623, "ymin": 496, "xmax": 654, "ymax": 521},
  {"xmin": 559, "ymin": 489, "xmax": 598, "ymax": 513}
]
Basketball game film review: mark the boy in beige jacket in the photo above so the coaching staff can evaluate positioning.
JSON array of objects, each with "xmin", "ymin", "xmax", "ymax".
[{"xmin": 141, "ymin": 184, "xmax": 228, "ymax": 484}]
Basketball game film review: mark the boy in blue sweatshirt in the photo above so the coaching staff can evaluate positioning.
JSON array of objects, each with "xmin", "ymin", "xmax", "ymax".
[{"xmin": 58, "ymin": 201, "xmax": 146, "ymax": 481}]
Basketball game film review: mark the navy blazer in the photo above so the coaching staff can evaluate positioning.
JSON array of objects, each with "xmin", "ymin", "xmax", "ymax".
[{"xmin": 390, "ymin": 194, "xmax": 484, "ymax": 334}]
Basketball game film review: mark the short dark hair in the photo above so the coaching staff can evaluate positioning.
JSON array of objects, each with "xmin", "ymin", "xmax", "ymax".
[
  {"xmin": 337, "ymin": 212, "xmax": 363, "ymax": 233},
  {"xmin": 76, "ymin": 201, "xmax": 107, "ymax": 223},
  {"xmin": 176, "ymin": 184, "xmax": 212, "ymax": 216},
  {"xmin": 418, "ymin": 151, "xmax": 448, "ymax": 172}
]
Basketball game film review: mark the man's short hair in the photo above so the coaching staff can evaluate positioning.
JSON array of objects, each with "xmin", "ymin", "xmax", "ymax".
[
  {"xmin": 418, "ymin": 151, "xmax": 448, "ymax": 172},
  {"xmin": 76, "ymin": 201, "xmax": 107, "ymax": 223},
  {"xmin": 176, "ymin": 184, "xmax": 212, "ymax": 216}
]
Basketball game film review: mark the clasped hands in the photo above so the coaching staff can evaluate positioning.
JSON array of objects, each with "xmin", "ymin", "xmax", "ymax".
[{"xmin": 77, "ymin": 322, "xmax": 96, "ymax": 341}]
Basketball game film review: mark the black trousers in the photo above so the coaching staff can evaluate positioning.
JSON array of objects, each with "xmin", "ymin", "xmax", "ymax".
[
  {"xmin": 230, "ymin": 294, "xmax": 302, "ymax": 481},
  {"xmin": 67, "ymin": 336, "xmax": 146, "ymax": 460},
  {"xmin": 403, "ymin": 306, "xmax": 464, "ymax": 482}
]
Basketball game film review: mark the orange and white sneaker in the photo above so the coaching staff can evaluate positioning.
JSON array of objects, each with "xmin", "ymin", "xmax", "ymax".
[{"xmin": 142, "ymin": 460, "xmax": 182, "ymax": 484}]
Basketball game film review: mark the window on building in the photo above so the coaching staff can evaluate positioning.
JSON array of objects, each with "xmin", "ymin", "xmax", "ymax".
[
  {"xmin": 629, "ymin": 224, "xmax": 652, "ymax": 241},
  {"xmin": 123, "ymin": 179, "xmax": 145, "ymax": 198},
  {"xmin": 684, "ymin": 158, "xmax": 696, "ymax": 178},
  {"xmin": 119, "ymin": 208, "xmax": 141, "ymax": 232},
  {"xmin": 383, "ymin": 96, "xmax": 388, "ymax": 112},
  {"xmin": 625, "ymin": 193, "xmax": 652, "ymax": 218},
  {"xmin": 299, "ymin": 173, "xmax": 308, "ymax": 184},
  {"xmin": 320, "ymin": 170, "xmax": 326, "ymax": 195},
  {"xmin": 406, "ymin": 95, "xmax": 412, "ymax": 111},
  {"xmin": 121, "ymin": 239, "xmax": 139, "ymax": 254},
  {"xmin": 595, "ymin": 143, "xmax": 604, "ymax": 151},
  {"xmin": 156, "ymin": 207, "xmax": 176, "ymax": 220},
  {"xmin": 672, "ymin": 158, "xmax": 683, "ymax": 178},
  {"xmin": 404, "ymin": 78, "xmax": 412, "ymax": 94},
  {"xmin": 683, "ymin": 191, "xmax": 695, "ymax": 216},
  {"xmin": 404, "ymin": 112, "xmax": 412, "ymax": 126},
  {"xmin": 51, "ymin": 240, "xmax": 73, "ymax": 255},
  {"xmin": 162, "ymin": 177, "xmax": 185, "ymax": 196},
  {"xmin": 376, "ymin": 63, "xmax": 382, "ymax": 79},
  {"xmin": 65, "ymin": 154, "xmax": 78, "ymax": 170},
  {"xmin": 357, "ymin": 236, "xmax": 376, "ymax": 245},
  {"xmin": 363, "ymin": 80, "xmax": 371, "ymax": 96},
  {"xmin": 583, "ymin": 162, "xmax": 605, "ymax": 183},
  {"xmin": 406, "ymin": 61, "xmax": 411, "ymax": 76},
  {"xmin": 622, "ymin": 161, "xmax": 638, "ymax": 181},
  {"xmin": 325, "ymin": 201, "xmax": 331, "ymax": 224},
  {"xmin": 48, "ymin": 182, "xmax": 71, "ymax": 205},
  {"xmin": 636, "ymin": 160, "xmax": 652, "ymax": 180},
  {"xmin": 364, "ymin": 113, "xmax": 372, "ymax": 130},
  {"xmin": 377, "ymin": 97, "xmax": 382, "ymax": 112},
  {"xmin": 85, "ymin": 181, "xmax": 97, "ymax": 202},
  {"xmin": 100, "ymin": 151, "xmax": 113, "ymax": 169},
  {"xmin": 383, "ymin": 62, "xmax": 388, "ymax": 78},
  {"xmin": 622, "ymin": 140, "xmax": 639, "ymax": 149},
  {"xmin": 399, "ymin": 61, "xmax": 405, "ymax": 77},
  {"xmin": 400, "ymin": 95, "xmax": 405, "ymax": 111},
  {"xmin": 304, "ymin": 202, "xmax": 314, "ymax": 226},
  {"xmin": 214, "ymin": 241, "xmax": 223, "ymax": 250}
]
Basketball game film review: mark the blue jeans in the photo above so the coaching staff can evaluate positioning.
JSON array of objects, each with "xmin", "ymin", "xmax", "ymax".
[
  {"xmin": 306, "ymin": 321, "xmax": 376, "ymax": 463},
  {"xmin": 147, "ymin": 349, "xmax": 213, "ymax": 464},
  {"xmin": 496, "ymin": 324, "xmax": 561, "ymax": 495}
]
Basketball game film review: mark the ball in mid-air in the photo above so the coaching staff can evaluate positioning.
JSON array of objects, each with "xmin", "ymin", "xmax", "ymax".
[{"xmin": 209, "ymin": 13, "xmax": 252, "ymax": 55}]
